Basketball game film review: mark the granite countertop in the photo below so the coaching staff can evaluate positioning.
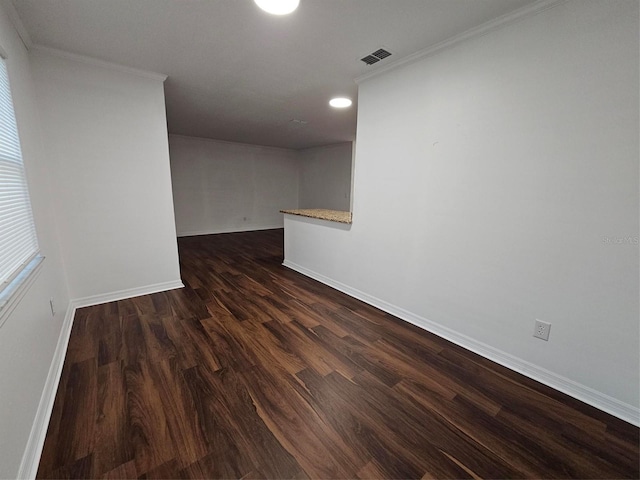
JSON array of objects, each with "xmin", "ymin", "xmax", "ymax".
[{"xmin": 281, "ymin": 208, "xmax": 352, "ymax": 224}]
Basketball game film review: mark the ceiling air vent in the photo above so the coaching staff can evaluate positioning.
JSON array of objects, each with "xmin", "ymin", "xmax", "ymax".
[
  {"xmin": 360, "ymin": 55, "xmax": 380, "ymax": 66},
  {"xmin": 371, "ymin": 48, "xmax": 392, "ymax": 60},
  {"xmin": 360, "ymin": 48, "xmax": 392, "ymax": 66}
]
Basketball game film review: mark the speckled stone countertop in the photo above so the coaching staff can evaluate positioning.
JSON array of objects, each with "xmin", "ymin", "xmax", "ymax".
[{"xmin": 281, "ymin": 209, "xmax": 352, "ymax": 224}]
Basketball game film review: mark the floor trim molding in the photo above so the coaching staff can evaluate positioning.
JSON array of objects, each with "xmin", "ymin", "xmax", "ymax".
[
  {"xmin": 282, "ymin": 259, "xmax": 640, "ymax": 427},
  {"xmin": 177, "ymin": 225, "xmax": 283, "ymax": 237},
  {"xmin": 17, "ymin": 300, "xmax": 77, "ymax": 480},
  {"xmin": 72, "ymin": 280, "xmax": 185, "ymax": 309},
  {"xmin": 17, "ymin": 280, "xmax": 185, "ymax": 479}
]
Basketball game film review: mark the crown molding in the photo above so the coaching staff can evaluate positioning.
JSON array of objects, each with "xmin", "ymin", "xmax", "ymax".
[
  {"xmin": 355, "ymin": 0, "xmax": 567, "ymax": 84},
  {"xmin": 2, "ymin": 0, "xmax": 33, "ymax": 50},
  {"xmin": 30, "ymin": 44, "xmax": 168, "ymax": 82}
]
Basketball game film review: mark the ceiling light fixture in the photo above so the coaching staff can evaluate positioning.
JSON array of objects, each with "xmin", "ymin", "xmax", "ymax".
[
  {"xmin": 254, "ymin": 0, "xmax": 300, "ymax": 15},
  {"xmin": 329, "ymin": 97, "xmax": 352, "ymax": 108}
]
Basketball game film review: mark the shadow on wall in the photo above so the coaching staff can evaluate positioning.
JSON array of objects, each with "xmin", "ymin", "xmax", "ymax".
[{"xmin": 298, "ymin": 142, "xmax": 353, "ymax": 212}]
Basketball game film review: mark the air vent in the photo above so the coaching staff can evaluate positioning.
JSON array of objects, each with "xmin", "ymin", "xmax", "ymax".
[
  {"xmin": 360, "ymin": 48, "xmax": 392, "ymax": 66},
  {"xmin": 360, "ymin": 55, "xmax": 380, "ymax": 66},
  {"xmin": 372, "ymin": 48, "xmax": 392, "ymax": 60}
]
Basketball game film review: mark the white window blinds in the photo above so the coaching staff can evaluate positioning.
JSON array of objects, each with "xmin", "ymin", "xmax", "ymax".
[{"xmin": 0, "ymin": 56, "xmax": 39, "ymax": 293}]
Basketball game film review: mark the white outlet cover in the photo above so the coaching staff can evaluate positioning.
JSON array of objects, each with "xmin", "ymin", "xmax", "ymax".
[{"xmin": 533, "ymin": 319, "xmax": 551, "ymax": 341}]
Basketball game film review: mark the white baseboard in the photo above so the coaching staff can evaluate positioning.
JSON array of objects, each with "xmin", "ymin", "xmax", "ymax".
[
  {"xmin": 16, "ymin": 280, "xmax": 184, "ymax": 479},
  {"xmin": 177, "ymin": 224, "xmax": 283, "ymax": 237},
  {"xmin": 17, "ymin": 300, "xmax": 77, "ymax": 480},
  {"xmin": 282, "ymin": 259, "xmax": 640, "ymax": 427},
  {"xmin": 72, "ymin": 279, "xmax": 185, "ymax": 309}
]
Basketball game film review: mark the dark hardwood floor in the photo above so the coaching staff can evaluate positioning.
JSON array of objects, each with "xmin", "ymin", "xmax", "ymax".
[{"xmin": 37, "ymin": 229, "xmax": 639, "ymax": 479}]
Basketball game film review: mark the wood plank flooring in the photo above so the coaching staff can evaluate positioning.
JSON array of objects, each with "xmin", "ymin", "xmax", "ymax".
[{"xmin": 37, "ymin": 229, "xmax": 639, "ymax": 479}]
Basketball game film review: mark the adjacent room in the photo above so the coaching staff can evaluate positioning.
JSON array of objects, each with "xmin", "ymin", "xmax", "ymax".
[{"xmin": 0, "ymin": 0, "xmax": 638, "ymax": 478}]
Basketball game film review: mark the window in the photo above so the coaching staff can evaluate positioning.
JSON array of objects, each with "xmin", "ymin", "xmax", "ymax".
[{"xmin": 0, "ymin": 55, "xmax": 42, "ymax": 326}]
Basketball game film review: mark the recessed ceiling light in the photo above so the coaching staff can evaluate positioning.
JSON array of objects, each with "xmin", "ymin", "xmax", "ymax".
[
  {"xmin": 254, "ymin": 0, "xmax": 300, "ymax": 15},
  {"xmin": 329, "ymin": 97, "xmax": 352, "ymax": 108}
]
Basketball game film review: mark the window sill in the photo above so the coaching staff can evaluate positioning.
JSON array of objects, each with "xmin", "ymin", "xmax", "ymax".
[{"xmin": 0, "ymin": 255, "xmax": 45, "ymax": 328}]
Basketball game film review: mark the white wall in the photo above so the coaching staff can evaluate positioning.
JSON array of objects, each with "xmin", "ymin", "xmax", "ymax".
[
  {"xmin": 30, "ymin": 49, "xmax": 182, "ymax": 300},
  {"xmin": 0, "ymin": 3, "xmax": 70, "ymax": 478},
  {"xmin": 298, "ymin": 142, "xmax": 352, "ymax": 211},
  {"xmin": 169, "ymin": 134, "xmax": 299, "ymax": 236},
  {"xmin": 284, "ymin": 0, "xmax": 639, "ymax": 421}
]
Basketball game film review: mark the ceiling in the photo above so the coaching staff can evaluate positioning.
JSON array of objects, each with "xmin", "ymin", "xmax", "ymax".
[{"xmin": 12, "ymin": 0, "xmax": 536, "ymax": 150}]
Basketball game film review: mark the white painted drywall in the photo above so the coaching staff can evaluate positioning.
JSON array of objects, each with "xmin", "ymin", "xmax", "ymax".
[
  {"xmin": 298, "ymin": 142, "xmax": 352, "ymax": 211},
  {"xmin": 0, "ymin": 3, "xmax": 70, "ymax": 478},
  {"xmin": 30, "ymin": 50, "xmax": 182, "ymax": 300},
  {"xmin": 169, "ymin": 134, "xmax": 299, "ymax": 236},
  {"xmin": 284, "ymin": 0, "xmax": 639, "ymax": 416}
]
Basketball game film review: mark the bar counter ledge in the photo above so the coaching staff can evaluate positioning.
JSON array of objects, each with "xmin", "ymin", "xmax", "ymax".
[{"xmin": 280, "ymin": 208, "xmax": 352, "ymax": 224}]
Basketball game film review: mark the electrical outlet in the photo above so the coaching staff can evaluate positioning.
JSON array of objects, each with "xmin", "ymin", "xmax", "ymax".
[
  {"xmin": 49, "ymin": 297, "xmax": 55, "ymax": 316},
  {"xmin": 533, "ymin": 319, "xmax": 551, "ymax": 341}
]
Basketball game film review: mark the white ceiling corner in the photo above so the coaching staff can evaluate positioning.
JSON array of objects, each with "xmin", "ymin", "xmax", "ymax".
[
  {"xmin": 3, "ymin": 0, "xmax": 32, "ymax": 50},
  {"xmin": 30, "ymin": 45, "xmax": 168, "ymax": 82}
]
